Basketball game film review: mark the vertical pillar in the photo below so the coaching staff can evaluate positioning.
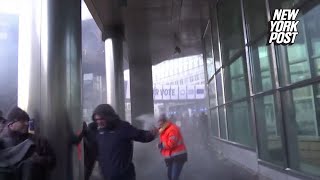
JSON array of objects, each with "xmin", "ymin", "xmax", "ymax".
[
  {"xmin": 18, "ymin": 0, "xmax": 83, "ymax": 179},
  {"xmin": 42, "ymin": 0, "xmax": 83, "ymax": 179},
  {"xmin": 125, "ymin": 11, "xmax": 154, "ymax": 127},
  {"xmin": 129, "ymin": 60, "xmax": 154, "ymax": 128},
  {"xmin": 105, "ymin": 35, "xmax": 125, "ymax": 120}
]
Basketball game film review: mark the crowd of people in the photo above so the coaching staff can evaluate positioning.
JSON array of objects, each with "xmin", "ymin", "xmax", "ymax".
[{"xmin": 0, "ymin": 104, "xmax": 211, "ymax": 180}]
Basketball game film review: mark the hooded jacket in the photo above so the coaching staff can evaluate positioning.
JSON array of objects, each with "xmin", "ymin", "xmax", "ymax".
[
  {"xmin": 0, "ymin": 107, "xmax": 56, "ymax": 180},
  {"xmin": 159, "ymin": 121, "xmax": 187, "ymax": 163},
  {"xmin": 88, "ymin": 104, "xmax": 156, "ymax": 180}
]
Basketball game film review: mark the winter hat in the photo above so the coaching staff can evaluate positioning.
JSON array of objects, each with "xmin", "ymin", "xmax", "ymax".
[{"xmin": 7, "ymin": 106, "xmax": 30, "ymax": 125}]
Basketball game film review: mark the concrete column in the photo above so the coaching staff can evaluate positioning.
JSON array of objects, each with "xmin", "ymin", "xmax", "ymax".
[
  {"xmin": 123, "ymin": 8, "xmax": 155, "ymax": 127},
  {"xmin": 104, "ymin": 36, "xmax": 125, "ymax": 120},
  {"xmin": 18, "ymin": 0, "xmax": 83, "ymax": 179},
  {"xmin": 128, "ymin": 60, "xmax": 154, "ymax": 128},
  {"xmin": 125, "ymin": 29, "xmax": 154, "ymax": 127}
]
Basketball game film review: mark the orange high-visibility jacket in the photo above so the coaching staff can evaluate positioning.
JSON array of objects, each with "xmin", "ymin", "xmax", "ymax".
[{"xmin": 159, "ymin": 121, "xmax": 187, "ymax": 159}]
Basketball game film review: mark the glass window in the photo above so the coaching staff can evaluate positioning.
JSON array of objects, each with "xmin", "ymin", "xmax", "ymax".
[
  {"xmin": 269, "ymin": 0, "xmax": 305, "ymax": 12},
  {"xmin": 255, "ymin": 95, "xmax": 284, "ymax": 166},
  {"xmin": 208, "ymin": 78, "xmax": 217, "ymax": 107},
  {"xmin": 204, "ymin": 21, "xmax": 215, "ymax": 79},
  {"xmin": 216, "ymin": 71, "xmax": 224, "ymax": 104},
  {"xmin": 282, "ymin": 84, "xmax": 320, "ymax": 176},
  {"xmin": 277, "ymin": 2, "xmax": 320, "ymax": 86},
  {"xmin": 219, "ymin": 106, "xmax": 227, "ymax": 139},
  {"xmin": 217, "ymin": 0, "xmax": 244, "ymax": 63},
  {"xmin": 224, "ymin": 56, "xmax": 247, "ymax": 101},
  {"xmin": 210, "ymin": 108, "xmax": 219, "ymax": 137},
  {"xmin": 251, "ymin": 38, "xmax": 273, "ymax": 92},
  {"xmin": 226, "ymin": 101, "xmax": 254, "ymax": 148},
  {"xmin": 243, "ymin": 0, "xmax": 268, "ymax": 41}
]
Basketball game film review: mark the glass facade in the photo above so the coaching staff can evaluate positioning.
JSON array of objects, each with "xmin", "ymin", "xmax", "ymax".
[
  {"xmin": 227, "ymin": 101, "xmax": 254, "ymax": 147},
  {"xmin": 217, "ymin": 0, "xmax": 244, "ymax": 64},
  {"xmin": 255, "ymin": 95, "xmax": 284, "ymax": 166},
  {"xmin": 208, "ymin": 77, "xmax": 217, "ymax": 107},
  {"xmin": 224, "ymin": 56, "xmax": 247, "ymax": 101},
  {"xmin": 204, "ymin": 21, "xmax": 215, "ymax": 79},
  {"xmin": 243, "ymin": 0, "xmax": 268, "ymax": 41},
  {"xmin": 283, "ymin": 84, "xmax": 320, "ymax": 176},
  {"xmin": 203, "ymin": 0, "xmax": 320, "ymax": 178},
  {"xmin": 219, "ymin": 106, "xmax": 227, "ymax": 139},
  {"xmin": 210, "ymin": 108, "xmax": 219, "ymax": 137},
  {"xmin": 251, "ymin": 38, "xmax": 274, "ymax": 93}
]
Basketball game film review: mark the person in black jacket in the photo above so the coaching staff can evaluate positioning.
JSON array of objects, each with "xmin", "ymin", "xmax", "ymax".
[
  {"xmin": 0, "ymin": 106, "xmax": 56, "ymax": 180},
  {"xmin": 73, "ymin": 121, "xmax": 98, "ymax": 180},
  {"xmin": 77, "ymin": 104, "xmax": 158, "ymax": 180},
  {"xmin": 0, "ymin": 110, "xmax": 5, "ymax": 136}
]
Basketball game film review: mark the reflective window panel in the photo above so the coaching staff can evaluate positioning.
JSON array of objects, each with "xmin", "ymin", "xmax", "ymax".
[
  {"xmin": 227, "ymin": 101, "xmax": 254, "ymax": 148},
  {"xmin": 255, "ymin": 95, "xmax": 284, "ymax": 166},
  {"xmin": 283, "ymin": 84, "xmax": 320, "ymax": 176},
  {"xmin": 224, "ymin": 56, "xmax": 248, "ymax": 101},
  {"xmin": 217, "ymin": 0, "xmax": 244, "ymax": 64},
  {"xmin": 251, "ymin": 38, "xmax": 273, "ymax": 93}
]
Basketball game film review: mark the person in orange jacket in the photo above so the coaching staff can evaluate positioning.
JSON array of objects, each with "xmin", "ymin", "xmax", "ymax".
[{"xmin": 157, "ymin": 114, "xmax": 188, "ymax": 180}]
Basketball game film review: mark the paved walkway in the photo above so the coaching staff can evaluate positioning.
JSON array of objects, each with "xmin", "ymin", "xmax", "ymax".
[
  {"xmin": 90, "ymin": 132, "xmax": 258, "ymax": 180},
  {"xmin": 133, "ymin": 140, "xmax": 258, "ymax": 180}
]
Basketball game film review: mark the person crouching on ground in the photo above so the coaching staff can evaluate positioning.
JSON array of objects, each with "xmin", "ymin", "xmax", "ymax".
[{"xmin": 157, "ymin": 114, "xmax": 188, "ymax": 180}]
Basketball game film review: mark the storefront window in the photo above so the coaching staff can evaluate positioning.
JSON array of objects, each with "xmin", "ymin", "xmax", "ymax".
[
  {"xmin": 276, "ymin": 2, "xmax": 320, "ymax": 86},
  {"xmin": 227, "ymin": 101, "xmax": 254, "ymax": 148},
  {"xmin": 217, "ymin": 0, "xmax": 244, "ymax": 64},
  {"xmin": 204, "ymin": 21, "xmax": 215, "ymax": 79},
  {"xmin": 283, "ymin": 84, "xmax": 320, "ymax": 176},
  {"xmin": 208, "ymin": 78, "xmax": 217, "ymax": 107},
  {"xmin": 224, "ymin": 56, "xmax": 247, "ymax": 101},
  {"xmin": 243, "ymin": 0, "xmax": 268, "ymax": 42},
  {"xmin": 210, "ymin": 108, "xmax": 219, "ymax": 137},
  {"xmin": 219, "ymin": 106, "xmax": 227, "ymax": 139},
  {"xmin": 216, "ymin": 71, "xmax": 224, "ymax": 105},
  {"xmin": 255, "ymin": 95, "xmax": 284, "ymax": 166},
  {"xmin": 251, "ymin": 38, "xmax": 273, "ymax": 93},
  {"xmin": 269, "ymin": 0, "xmax": 305, "ymax": 12}
]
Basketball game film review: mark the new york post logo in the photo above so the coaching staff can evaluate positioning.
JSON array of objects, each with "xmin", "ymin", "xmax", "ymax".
[{"xmin": 267, "ymin": 9, "xmax": 299, "ymax": 45}]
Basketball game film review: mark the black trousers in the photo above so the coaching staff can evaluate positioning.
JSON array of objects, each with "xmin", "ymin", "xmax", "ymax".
[
  {"xmin": 101, "ymin": 163, "xmax": 136, "ymax": 180},
  {"xmin": 0, "ymin": 159, "xmax": 47, "ymax": 180}
]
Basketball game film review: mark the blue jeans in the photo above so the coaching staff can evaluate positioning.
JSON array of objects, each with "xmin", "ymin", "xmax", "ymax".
[{"xmin": 167, "ymin": 160, "xmax": 185, "ymax": 180}]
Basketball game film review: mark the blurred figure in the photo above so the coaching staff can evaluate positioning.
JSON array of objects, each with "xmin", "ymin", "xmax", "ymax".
[
  {"xmin": 0, "ymin": 107, "xmax": 56, "ymax": 180},
  {"xmin": 77, "ymin": 104, "xmax": 158, "ymax": 180},
  {"xmin": 169, "ymin": 114, "xmax": 176, "ymax": 124},
  {"xmin": 0, "ymin": 110, "xmax": 3, "ymax": 120},
  {"xmin": 199, "ymin": 112, "xmax": 209, "ymax": 146},
  {"xmin": 191, "ymin": 113, "xmax": 199, "ymax": 129},
  {"xmin": 73, "ymin": 121, "xmax": 98, "ymax": 180},
  {"xmin": 0, "ymin": 110, "xmax": 5, "ymax": 136},
  {"xmin": 157, "ymin": 114, "xmax": 188, "ymax": 180}
]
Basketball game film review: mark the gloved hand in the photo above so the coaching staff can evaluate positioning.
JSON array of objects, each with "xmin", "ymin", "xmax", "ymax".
[
  {"xmin": 150, "ymin": 126, "xmax": 159, "ymax": 137},
  {"xmin": 158, "ymin": 142, "xmax": 164, "ymax": 150},
  {"xmin": 82, "ymin": 121, "xmax": 88, "ymax": 136}
]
